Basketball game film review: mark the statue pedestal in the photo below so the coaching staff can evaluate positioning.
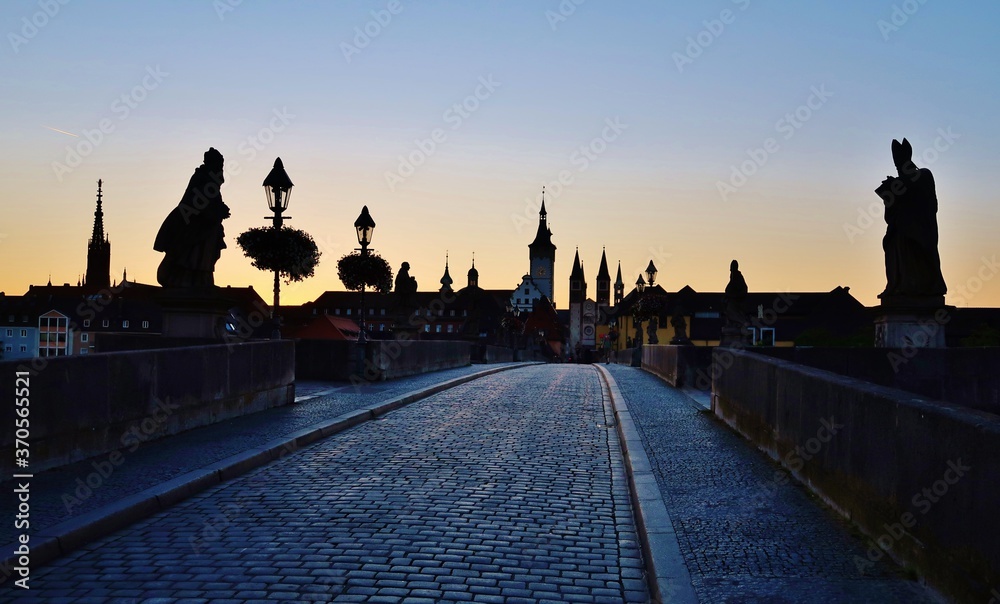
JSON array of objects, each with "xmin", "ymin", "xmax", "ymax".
[
  {"xmin": 874, "ymin": 295, "xmax": 948, "ymax": 348},
  {"xmin": 719, "ymin": 325, "xmax": 749, "ymax": 348},
  {"xmin": 157, "ymin": 288, "xmax": 237, "ymax": 340}
]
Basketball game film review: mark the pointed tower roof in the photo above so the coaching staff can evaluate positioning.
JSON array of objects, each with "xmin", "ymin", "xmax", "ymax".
[
  {"xmin": 615, "ymin": 261, "xmax": 624, "ymax": 287},
  {"xmin": 91, "ymin": 179, "xmax": 106, "ymax": 245},
  {"xmin": 596, "ymin": 247, "xmax": 610, "ymax": 281},
  {"xmin": 440, "ymin": 252, "xmax": 453, "ymax": 290},
  {"xmin": 570, "ymin": 248, "xmax": 585, "ymax": 280},
  {"xmin": 529, "ymin": 187, "xmax": 556, "ymax": 252}
]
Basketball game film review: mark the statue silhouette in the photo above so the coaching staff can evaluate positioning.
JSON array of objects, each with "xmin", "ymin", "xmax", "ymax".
[
  {"xmin": 721, "ymin": 259, "xmax": 750, "ymax": 346},
  {"xmin": 154, "ymin": 148, "xmax": 231, "ymax": 288},
  {"xmin": 876, "ymin": 138, "xmax": 947, "ymax": 299},
  {"xmin": 394, "ymin": 261, "xmax": 419, "ymax": 312}
]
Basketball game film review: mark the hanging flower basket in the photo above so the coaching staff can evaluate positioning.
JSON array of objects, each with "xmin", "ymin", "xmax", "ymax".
[
  {"xmin": 236, "ymin": 227, "xmax": 321, "ymax": 283},
  {"xmin": 337, "ymin": 252, "xmax": 393, "ymax": 293}
]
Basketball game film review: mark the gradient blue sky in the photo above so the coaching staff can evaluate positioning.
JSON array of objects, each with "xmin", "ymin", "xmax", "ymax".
[{"xmin": 2, "ymin": 1, "xmax": 999, "ymax": 307}]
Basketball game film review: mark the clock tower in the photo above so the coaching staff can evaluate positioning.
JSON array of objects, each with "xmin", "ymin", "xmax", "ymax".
[{"xmin": 528, "ymin": 188, "xmax": 556, "ymax": 305}]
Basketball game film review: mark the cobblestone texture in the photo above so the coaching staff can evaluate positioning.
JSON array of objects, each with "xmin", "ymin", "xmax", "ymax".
[
  {"xmin": 2, "ymin": 365, "xmax": 648, "ymax": 603},
  {"xmin": 0, "ymin": 364, "xmax": 516, "ymax": 548},
  {"xmin": 605, "ymin": 364, "xmax": 942, "ymax": 603}
]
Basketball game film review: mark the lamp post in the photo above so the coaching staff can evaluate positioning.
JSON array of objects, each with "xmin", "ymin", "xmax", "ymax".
[
  {"xmin": 634, "ymin": 275, "xmax": 646, "ymax": 346},
  {"xmin": 354, "ymin": 205, "xmax": 376, "ymax": 343},
  {"xmin": 645, "ymin": 260, "xmax": 658, "ymax": 288},
  {"xmin": 263, "ymin": 158, "xmax": 293, "ymax": 338}
]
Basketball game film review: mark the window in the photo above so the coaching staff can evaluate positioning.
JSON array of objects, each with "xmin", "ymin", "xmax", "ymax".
[
  {"xmin": 346, "ymin": 309, "xmax": 351, "ymax": 315},
  {"xmin": 447, "ymin": 325, "xmax": 454, "ymax": 333},
  {"xmin": 142, "ymin": 321, "xmax": 149, "ymax": 329},
  {"xmin": 526, "ymin": 288, "xmax": 530, "ymax": 295},
  {"xmin": 4, "ymin": 346, "xmax": 10, "ymax": 352},
  {"xmin": 102, "ymin": 320, "xmax": 109, "ymax": 327},
  {"xmin": 369, "ymin": 308, "xmax": 374, "ymax": 315},
  {"xmin": 20, "ymin": 345, "xmax": 26, "ymax": 352},
  {"xmin": 449, "ymin": 310, "xmax": 455, "ymax": 317},
  {"xmin": 80, "ymin": 348, "xmax": 88, "ymax": 354},
  {"xmin": 380, "ymin": 309, "xmax": 385, "ymax": 316},
  {"xmin": 756, "ymin": 328, "xmax": 775, "ymax": 347},
  {"xmin": 81, "ymin": 334, "xmax": 89, "ymax": 343},
  {"xmin": 122, "ymin": 320, "xmax": 129, "ymax": 329},
  {"xmin": 4, "ymin": 329, "xmax": 11, "ymax": 337},
  {"xmin": 435, "ymin": 325, "xmax": 442, "ymax": 333},
  {"xmin": 20, "ymin": 329, "xmax": 27, "ymax": 337},
  {"xmin": 424, "ymin": 325, "xmax": 430, "ymax": 332},
  {"xmin": 83, "ymin": 320, "xmax": 90, "ymax": 327},
  {"xmin": 335, "ymin": 308, "xmax": 341, "ymax": 315},
  {"xmin": 379, "ymin": 324, "xmax": 385, "ymax": 332}
]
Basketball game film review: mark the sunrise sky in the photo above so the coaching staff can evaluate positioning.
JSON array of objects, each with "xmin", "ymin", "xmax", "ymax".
[{"xmin": 2, "ymin": 1, "xmax": 999, "ymax": 308}]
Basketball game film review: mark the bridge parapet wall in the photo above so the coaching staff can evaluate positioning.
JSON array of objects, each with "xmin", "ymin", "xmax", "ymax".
[
  {"xmin": 1, "ymin": 341, "xmax": 294, "ymax": 474},
  {"xmin": 713, "ymin": 348, "xmax": 1000, "ymax": 603}
]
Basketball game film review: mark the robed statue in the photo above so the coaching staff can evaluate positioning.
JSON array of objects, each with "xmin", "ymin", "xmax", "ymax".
[
  {"xmin": 394, "ymin": 262, "xmax": 418, "ymax": 301},
  {"xmin": 876, "ymin": 138, "xmax": 947, "ymax": 300},
  {"xmin": 720, "ymin": 259, "xmax": 750, "ymax": 346},
  {"xmin": 154, "ymin": 148, "xmax": 231, "ymax": 287}
]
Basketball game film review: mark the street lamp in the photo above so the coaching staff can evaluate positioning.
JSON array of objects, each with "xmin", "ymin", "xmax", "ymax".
[
  {"xmin": 354, "ymin": 205, "xmax": 375, "ymax": 255},
  {"xmin": 354, "ymin": 206, "xmax": 376, "ymax": 343},
  {"xmin": 263, "ymin": 157, "xmax": 293, "ymax": 338},
  {"xmin": 645, "ymin": 260, "xmax": 657, "ymax": 288},
  {"xmin": 634, "ymin": 275, "xmax": 647, "ymax": 347}
]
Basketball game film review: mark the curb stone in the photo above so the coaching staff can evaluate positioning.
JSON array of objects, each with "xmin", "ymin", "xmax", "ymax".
[{"xmin": 596, "ymin": 364, "xmax": 699, "ymax": 604}]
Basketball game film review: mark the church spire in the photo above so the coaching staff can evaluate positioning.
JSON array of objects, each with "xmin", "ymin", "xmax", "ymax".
[
  {"xmin": 596, "ymin": 247, "xmax": 611, "ymax": 306},
  {"xmin": 92, "ymin": 179, "xmax": 105, "ymax": 244},
  {"xmin": 85, "ymin": 179, "xmax": 111, "ymax": 290},
  {"xmin": 440, "ymin": 251, "xmax": 453, "ymax": 293},
  {"xmin": 529, "ymin": 187, "xmax": 555, "ymax": 253},
  {"xmin": 614, "ymin": 261, "xmax": 625, "ymax": 306}
]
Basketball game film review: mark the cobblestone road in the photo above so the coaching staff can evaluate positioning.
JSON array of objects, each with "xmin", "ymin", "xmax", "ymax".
[
  {"xmin": 4, "ymin": 365, "xmax": 649, "ymax": 603},
  {"xmin": 605, "ymin": 365, "xmax": 941, "ymax": 603},
  {"xmin": 0, "ymin": 364, "xmax": 516, "ymax": 548}
]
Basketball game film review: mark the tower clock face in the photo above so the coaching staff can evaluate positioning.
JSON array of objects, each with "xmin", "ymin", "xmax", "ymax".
[{"xmin": 536, "ymin": 267, "xmax": 546, "ymax": 276}]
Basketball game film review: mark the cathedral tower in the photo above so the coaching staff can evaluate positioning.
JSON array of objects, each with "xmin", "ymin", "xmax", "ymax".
[{"xmin": 85, "ymin": 179, "xmax": 111, "ymax": 290}]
